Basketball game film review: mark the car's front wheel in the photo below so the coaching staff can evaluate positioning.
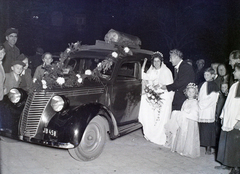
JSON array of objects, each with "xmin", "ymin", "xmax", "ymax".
[{"xmin": 68, "ymin": 116, "xmax": 108, "ymax": 161}]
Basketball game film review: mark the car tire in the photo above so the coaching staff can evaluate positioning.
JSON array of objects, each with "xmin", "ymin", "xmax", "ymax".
[{"xmin": 68, "ymin": 116, "xmax": 108, "ymax": 161}]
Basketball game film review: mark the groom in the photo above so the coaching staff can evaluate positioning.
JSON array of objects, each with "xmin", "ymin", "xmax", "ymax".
[{"xmin": 161, "ymin": 49, "xmax": 195, "ymax": 111}]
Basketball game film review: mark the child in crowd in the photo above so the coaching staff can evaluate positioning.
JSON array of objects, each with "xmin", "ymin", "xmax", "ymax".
[
  {"xmin": 198, "ymin": 67, "xmax": 219, "ymax": 154},
  {"xmin": 17, "ymin": 54, "xmax": 32, "ymax": 93},
  {"xmin": 33, "ymin": 52, "xmax": 53, "ymax": 82},
  {"xmin": 216, "ymin": 63, "xmax": 240, "ymax": 174},
  {"xmin": 165, "ymin": 83, "xmax": 200, "ymax": 158},
  {"xmin": 4, "ymin": 60, "xmax": 25, "ymax": 94}
]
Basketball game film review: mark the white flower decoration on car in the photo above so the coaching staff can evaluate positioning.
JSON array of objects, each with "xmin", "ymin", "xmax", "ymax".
[
  {"xmin": 41, "ymin": 80, "xmax": 47, "ymax": 89},
  {"xmin": 41, "ymin": 80, "xmax": 47, "ymax": 85},
  {"xmin": 42, "ymin": 84, "xmax": 47, "ymax": 89},
  {"xmin": 56, "ymin": 77, "xmax": 65, "ymax": 85},
  {"xmin": 66, "ymin": 48, "xmax": 71, "ymax": 53},
  {"xmin": 85, "ymin": 69, "xmax": 92, "ymax": 75},
  {"xmin": 77, "ymin": 78, "xmax": 83, "ymax": 84},
  {"xmin": 97, "ymin": 62, "xmax": 102, "ymax": 67},
  {"xmin": 111, "ymin": 51, "xmax": 118, "ymax": 58},
  {"xmin": 76, "ymin": 74, "xmax": 83, "ymax": 84},
  {"xmin": 124, "ymin": 47, "xmax": 130, "ymax": 53},
  {"xmin": 74, "ymin": 42, "xmax": 79, "ymax": 48}
]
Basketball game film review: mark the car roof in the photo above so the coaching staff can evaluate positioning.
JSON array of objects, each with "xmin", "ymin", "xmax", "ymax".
[{"xmin": 69, "ymin": 40, "xmax": 153, "ymax": 60}]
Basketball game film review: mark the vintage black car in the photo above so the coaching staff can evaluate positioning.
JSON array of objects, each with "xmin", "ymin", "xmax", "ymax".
[{"xmin": 0, "ymin": 29, "xmax": 153, "ymax": 161}]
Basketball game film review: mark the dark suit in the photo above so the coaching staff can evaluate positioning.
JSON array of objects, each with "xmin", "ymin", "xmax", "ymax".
[{"xmin": 166, "ymin": 61, "xmax": 195, "ymax": 110}]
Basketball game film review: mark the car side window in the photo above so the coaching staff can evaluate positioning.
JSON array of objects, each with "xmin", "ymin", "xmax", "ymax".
[{"xmin": 117, "ymin": 62, "xmax": 139, "ymax": 80}]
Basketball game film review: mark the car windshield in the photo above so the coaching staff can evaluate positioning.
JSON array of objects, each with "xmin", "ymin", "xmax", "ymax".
[{"xmin": 63, "ymin": 57, "xmax": 114, "ymax": 79}]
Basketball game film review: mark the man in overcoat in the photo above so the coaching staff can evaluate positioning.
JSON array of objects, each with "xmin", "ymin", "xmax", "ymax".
[{"xmin": 162, "ymin": 49, "xmax": 195, "ymax": 111}]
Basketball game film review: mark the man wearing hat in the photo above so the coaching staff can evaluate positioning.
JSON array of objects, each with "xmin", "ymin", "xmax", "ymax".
[
  {"xmin": 4, "ymin": 59, "xmax": 25, "ymax": 95},
  {"xmin": 3, "ymin": 28, "xmax": 20, "ymax": 73}
]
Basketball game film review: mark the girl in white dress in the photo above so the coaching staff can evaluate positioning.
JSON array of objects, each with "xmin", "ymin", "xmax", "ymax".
[
  {"xmin": 139, "ymin": 51, "xmax": 174, "ymax": 146},
  {"xmin": 165, "ymin": 83, "xmax": 200, "ymax": 158}
]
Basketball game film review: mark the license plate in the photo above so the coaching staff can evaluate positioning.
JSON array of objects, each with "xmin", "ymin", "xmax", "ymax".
[{"xmin": 43, "ymin": 128, "xmax": 58, "ymax": 137}]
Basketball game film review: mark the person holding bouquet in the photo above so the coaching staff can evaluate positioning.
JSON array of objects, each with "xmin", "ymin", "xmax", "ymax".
[{"xmin": 138, "ymin": 51, "xmax": 174, "ymax": 146}]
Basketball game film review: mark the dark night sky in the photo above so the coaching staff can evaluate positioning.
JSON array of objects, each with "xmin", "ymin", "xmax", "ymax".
[{"xmin": 1, "ymin": 0, "xmax": 240, "ymax": 67}]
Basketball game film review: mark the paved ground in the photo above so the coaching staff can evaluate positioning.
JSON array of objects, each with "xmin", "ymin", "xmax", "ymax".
[{"xmin": 0, "ymin": 129, "xmax": 229, "ymax": 174}]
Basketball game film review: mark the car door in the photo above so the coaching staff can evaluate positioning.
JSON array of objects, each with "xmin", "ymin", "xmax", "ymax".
[{"xmin": 109, "ymin": 61, "xmax": 142, "ymax": 124}]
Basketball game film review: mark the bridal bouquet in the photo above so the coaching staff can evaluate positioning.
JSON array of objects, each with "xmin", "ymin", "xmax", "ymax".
[{"xmin": 144, "ymin": 85, "xmax": 164, "ymax": 113}]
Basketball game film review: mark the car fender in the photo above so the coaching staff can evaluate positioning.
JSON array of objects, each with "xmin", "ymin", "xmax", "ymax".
[{"xmin": 46, "ymin": 103, "xmax": 119, "ymax": 147}]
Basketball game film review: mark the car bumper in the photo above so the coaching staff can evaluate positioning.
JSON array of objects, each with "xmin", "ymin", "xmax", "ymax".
[{"xmin": 19, "ymin": 135, "xmax": 74, "ymax": 149}]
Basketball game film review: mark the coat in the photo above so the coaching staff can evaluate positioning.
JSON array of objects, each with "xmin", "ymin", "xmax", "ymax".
[
  {"xmin": 3, "ymin": 41, "xmax": 20, "ymax": 73},
  {"xmin": 4, "ymin": 71, "xmax": 21, "ymax": 94},
  {"xmin": 166, "ymin": 61, "xmax": 195, "ymax": 111}
]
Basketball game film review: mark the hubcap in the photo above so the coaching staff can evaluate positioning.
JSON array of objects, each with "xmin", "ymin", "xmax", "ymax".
[{"xmin": 81, "ymin": 123, "xmax": 101, "ymax": 152}]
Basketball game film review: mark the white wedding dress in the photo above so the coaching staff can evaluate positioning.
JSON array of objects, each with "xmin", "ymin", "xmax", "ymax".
[{"xmin": 138, "ymin": 63, "xmax": 174, "ymax": 145}]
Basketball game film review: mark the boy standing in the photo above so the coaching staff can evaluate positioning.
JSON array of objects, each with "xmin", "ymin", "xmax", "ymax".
[
  {"xmin": 33, "ymin": 52, "xmax": 53, "ymax": 83},
  {"xmin": 4, "ymin": 60, "xmax": 25, "ymax": 94},
  {"xmin": 198, "ymin": 67, "xmax": 219, "ymax": 154}
]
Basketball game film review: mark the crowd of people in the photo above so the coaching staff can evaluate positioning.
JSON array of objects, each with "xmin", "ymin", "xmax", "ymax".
[
  {"xmin": 0, "ymin": 28, "xmax": 53, "ymax": 97},
  {"xmin": 0, "ymin": 28, "xmax": 53, "ymax": 133},
  {"xmin": 0, "ymin": 27, "xmax": 240, "ymax": 173},
  {"xmin": 139, "ymin": 49, "xmax": 240, "ymax": 174}
]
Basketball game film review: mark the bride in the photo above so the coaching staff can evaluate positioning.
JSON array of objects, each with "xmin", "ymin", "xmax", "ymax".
[{"xmin": 139, "ymin": 51, "xmax": 174, "ymax": 146}]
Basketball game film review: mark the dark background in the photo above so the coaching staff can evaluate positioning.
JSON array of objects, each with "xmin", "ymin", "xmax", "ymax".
[{"xmin": 1, "ymin": 0, "xmax": 240, "ymax": 67}]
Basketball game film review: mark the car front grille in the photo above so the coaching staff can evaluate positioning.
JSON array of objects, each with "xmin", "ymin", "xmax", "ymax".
[
  {"xmin": 19, "ymin": 87, "xmax": 105, "ymax": 138},
  {"xmin": 19, "ymin": 91, "xmax": 53, "ymax": 138}
]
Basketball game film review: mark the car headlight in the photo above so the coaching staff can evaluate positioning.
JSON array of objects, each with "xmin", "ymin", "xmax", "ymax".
[
  {"xmin": 50, "ymin": 95, "xmax": 69, "ymax": 112},
  {"xmin": 8, "ymin": 88, "xmax": 22, "ymax": 103}
]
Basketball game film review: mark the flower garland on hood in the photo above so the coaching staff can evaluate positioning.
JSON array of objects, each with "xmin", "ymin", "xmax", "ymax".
[{"xmin": 32, "ymin": 41, "xmax": 89, "ymax": 90}]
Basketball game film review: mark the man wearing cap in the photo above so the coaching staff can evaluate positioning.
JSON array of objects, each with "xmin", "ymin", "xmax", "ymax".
[
  {"xmin": 3, "ymin": 28, "xmax": 20, "ymax": 73},
  {"xmin": 4, "ymin": 60, "xmax": 25, "ymax": 95}
]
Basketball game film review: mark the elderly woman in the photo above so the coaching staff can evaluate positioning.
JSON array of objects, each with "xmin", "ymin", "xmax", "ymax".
[
  {"xmin": 138, "ymin": 51, "xmax": 174, "ymax": 146},
  {"xmin": 214, "ymin": 63, "xmax": 229, "ymax": 90}
]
